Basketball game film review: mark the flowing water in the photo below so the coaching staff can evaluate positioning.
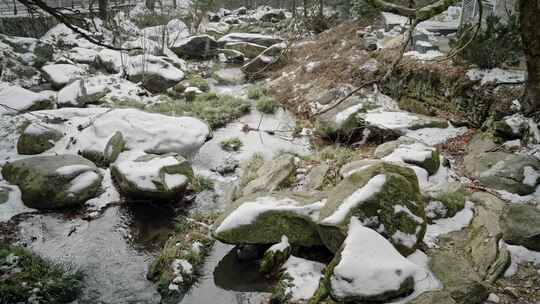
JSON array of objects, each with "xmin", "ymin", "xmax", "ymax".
[{"xmin": 8, "ymin": 83, "xmax": 312, "ymax": 303}]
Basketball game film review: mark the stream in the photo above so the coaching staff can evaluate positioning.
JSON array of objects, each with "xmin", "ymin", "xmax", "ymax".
[{"xmin": 7, "ymin": 83, "xmax": 312, "ymax": 304}]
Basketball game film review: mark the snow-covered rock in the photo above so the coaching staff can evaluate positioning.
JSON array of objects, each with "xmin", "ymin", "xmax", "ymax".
[
  {"xmin": 66, "ymin": 47, "xmax": 99, "ymax": 64},
  {"xmin": 41, "ymin": 64, "xmax": 86, "ymax": 89},
  {"xmin": 212, "ymin": 67, "xmax": 246, "ymax": 85},
  {"xmin": 213, "ymin": 191, "xmax": 326, "ymax": 247},
  {"xmin": 28, "ymin": 108, "xmax": 210, "ymax": 157},
  {"xmin": 277, "ymin": 256, "xmax": 325, "ymax": 302},
  {"xmin": 375, "ymin": 137, "xmax": 440, "ymax": 175},
  {"xmin": 126, "ymin": 55, "xmax": 184, "ymax": 92},
  {"xmin": 223, "ymin": 41, "xmax": 267, "ymax": 58},
  {"xmin": 241, "ymin": 42, "xmax": 285, "ymax": 75},
  {"xmin": 327, "ymin": 218, "xmax": 424, "ymax": 302},
  {"xmin": 17, "ymin": 123, "xmax": 63, "ymax": 155},
  {"xmin": 111, "ymin": 150, "xmax": 193, "ymax": 201},
  {"xmin": 57, "ymin": 78, "xmax": 111, "ymax": 107},
  {"xmin": 96, "ymin": 49, "xmax": 126, "ymax": 74},
  {"xmin": 218, "ymin": 33, "xmax": 283, "ymax": 47},
  {"xmin": 141, "ymin": 19, "xmax": 190, "ymax": 46},
  {"xmin": 0, "ymin": 85, "xmax": 53, "ymax": 113},
  {"xmin": 170, "ymin": 35, "xmax": 218, "ymax": 59},
  {"xmin": 318, "ymin": 162, "xmax": 426, "ymax": 255},
  {"xmin": 122, "ymin": 37, "xmax": 162, "ymax": 56}
]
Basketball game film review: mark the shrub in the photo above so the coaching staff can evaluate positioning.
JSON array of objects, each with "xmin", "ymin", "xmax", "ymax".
[
  {"xmin": 247, "ymin": 85, "xmax": 266, "ymax": 99},
  {"xmin": 256, "ymin": 96, "xmax": 278, "ymax": 114},
  {"xmin": 33, "ymin": 44, "xmax": 54, "ymax": 68},
  {"xmin": 0, "ymin": 245, "xmax": 84, "ymax": 303},
  {"xmin": 454, "ymin": 15, "xmax": 522, "ymax": 69},
  {"xmin": 220, "ymin": 138, "xmax": 243, "ymax": 152}
]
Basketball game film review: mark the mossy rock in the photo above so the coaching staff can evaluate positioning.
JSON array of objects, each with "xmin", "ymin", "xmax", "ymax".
[
  {"xmin": 501, "ymin": 204, "xmax": 540, "ymax": 251},
  {"xmin": 1, "ymin": 155, "xmax": 102, "ymax": 209},
  {"xmin": 429, "ymin": 237, "xmax": 490, "ymax": 304},
  {"xmin": 81, "ymin": 131, "xmax": 125, "ymax": 168},
  {"xmin": 242, "ymin": 154, "xmax": 296, "ymax": 196},
  {"xmin": 315, "ymin": 96, "xmax": 370, "ymax": 141},
  {"xmin": 318, "ymin": 162, "xmax": 426, "ymax": 256},
  {"xmin": 17, "ymin": 124, "xmax": 63, "ymax": 155},
  {"xmin": 426, "ymin": 182, "xmax": 467, "ymax": 222},
  {"xmin": 213, "ymin": 191, "xmax": 327, "ymax": 247}
]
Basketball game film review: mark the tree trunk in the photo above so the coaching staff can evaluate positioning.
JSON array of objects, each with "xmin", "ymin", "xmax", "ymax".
[
  {"xmin": 303, "ymin": 0, "xmax": 308, "ymax": 17},
  {"xmin": 98, "ymin": 0, "xmax": 107, "ymax": 20},
  {"xmin": 519, "ymin": 0, "xmax": 540, "ymax": 114},
  {"xmin": 318, "ymin": 0, "xmax": 323, "ymax": 17},
  {"xmin": 146, "ymin": 0, "xmax": 155, "ymax": 11}
]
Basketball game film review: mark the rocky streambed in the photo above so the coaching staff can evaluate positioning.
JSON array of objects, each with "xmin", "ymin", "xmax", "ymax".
[{"xmin": 1, "ymin": 3, "xmax": 540, "ymax": 304}]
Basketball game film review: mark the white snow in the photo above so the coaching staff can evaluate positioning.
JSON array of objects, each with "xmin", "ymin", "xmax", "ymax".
[
  {"xmin": 268, "ymin": 235, "xmax": 290, "ymax": 253},
  {"xmin": 0, "ymin": 85, "xmax": 49, "ymax": 113},
  {"xmin": 215, "ymin": 196, "xmax": 325, "ymax": 234},
  {"xmin": 282, "ymin": 256, "xmax": 325, "ymax": 301},
  {"xmin": 67, "ymin": 47, "xmax": 99, "ymax": 64},
  {"xmin": 392, "ymin": 229, "xmax": 420, "ymax": 249},
  {"xmin": 365, "ymin": 111, "xmax": 429, "ymax": 133},
  {"xmin": 172, "ymin": 258, "xmax": 193, "ymax": 275},
  {"xmin": 163, "ymin": 173, "xmax": 188, "ymax": 190},
  {"xmin": 424, "ymin": 201, "xmax": 474, "ymax": 248},
  {"xmin": 56, "ymin": 165, "xmax": 94, "ymax": 177},
  {"xmin": 425, "ymin": 200, "xmax": 448, "ymax": 219},
  {"xmin": 67, "ymin": 171, "xmax": 100, "ymax": 193},
  {"xmin": 504, "ymin": 242, "xmax": 540, "ymax": 277},
  {"xmin": 335, "ymin": 104, "xmax": 364, "ymax": 126},
  {"xmin": 126, "ymin": 55, "xmax": 184, "ymax": 83},
  {"xmin": 114, "ymin": 151, "xmax": 187, "ymax": 191},
  {"xmin": 330, "ymin": 218, "xmax": 424, "ymax": 299},
  {"xmin": 394, "ymin": 205, "xmax": 424, "ymax": 224},
  {"xmin": 383, "ymin": 143, "xmax": 435, "ymax": 164},
  {"xmin": 217, "ymin": 33, "xmax": 281, "ymax": 46},
  {"xmin": 41, "ymin": 64, "xmax": 86, "ymax": 87},
  {"xmin": 0, "ymin": 180, "xmax": 35, "ymax": 222},
  {"xmin": 405, "ymin": 124, "xmax": 468, "ymax": 145},
  {"xmin": 96, "ymin": 49, "xmax": 126, "ymax": 74},
  {"xmin": 523, "ymin": 166, "xmax": 540, "ymax": 187},
  {"xmin": 84, "ymin": 169, "xmax": 121, "ymax": 211},
  {"xmin": 321, "ymin": 174, "xmax": 387, "ymax": 225},
  {"xmin": 467, "ymin": 68, "xmax": 526, "ymax": 85},
  {"xmin": 404, "ymin": 50, "xmax": 445, "ymax": 60}
]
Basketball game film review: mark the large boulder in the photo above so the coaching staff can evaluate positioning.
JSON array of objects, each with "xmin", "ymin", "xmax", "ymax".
[
  {"xmin": 326, "ymin": 218, "xmax": 422, "ymax": 302},
  {"xmin": 218, "ymin": 33, "xmax": 283, "ymax": 47},
  {"xmin": 122, "ymin": 37, "xmax": 162, "ymax": 56},
  {"xmin": 41, "ymin": 64, "xmax": 86, "ymax": 89},
  {"xmin": 170, "ymin": 35, "xmax": 218, "ymax": 59},
  {"xmin": 205, "ymin": 22, "xmax": 231, "ymax": 37},
  {"xmin": 57, "ymin": 78, "xmax": 111, "ymax": 107},
  {"xmin": 224, "ymin": 41, "xmax": 267, "ymax": 58},
  {"xmin": 66, "ymin": 47, "xmax": 99, "ymax": 64},
  {"xmin": 259, "ymin": 9, "xmax": 286, "ymax": 22},
  {"xmin": 126, "ymin": 55, "xmax": 184, "ymax": 93},
  {"xmin": 29, "ymin": 108, "xmax": 210, "ymax": 157},
  {"xmin": 318, "ymin": 162, "xmax": 426, "ymax": 255},
  {"xmin": 463, "ymin": 132, "xmax": 540, "ymax": 195},
  {"xmin": 17, "ymin": 123, "xmax": 63, "ymax": 155},
  {"xmin": 212, "ymin": 191, "xmax": 326, "ymax": 247},
  {"xmin": 0, "ymin": 85, "xmax": 53, "ymax": 113},
  {"xmin": 242, "ymin": 154, "xmax": 296, "ymax": 196},
  {"xmin": 141, "ymin": 19, "xmax": 190, "ymax": 46},
  {"xmin": 1, "ymin": 155, "xmax": 102, "ymax": 209},
  {"xmin": 501, "ymin": 204, "xmax": 540, "ymax": 251},
  {"xmin": 111, "ymin": 151, "xmax": 194, "ymax": 201}
]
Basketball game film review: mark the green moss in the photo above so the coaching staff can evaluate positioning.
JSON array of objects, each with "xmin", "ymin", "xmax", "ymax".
[
  {"xmin": 239, "ymin": 153, "xmax": 265, "ymax": 189},
  {"xmin": 33, "ymin": 44, "xmax": 53, "ymax": 68},
  {"xmin": 192, "ymin": 175, "xmax": 215, "ymax": 192},
  {"xmin": 186, "ymin": 74, "xmax": 210, "ymax": 92},
  {"xmin": 0, "ymin": 245, "xmax": 83, "ymax": 304},
  {"xmin": 148, "ymin": 214, "xmax": 216, "ymax": 303},
  {"xmin": 256, "ymin": 96, "xmax": 278, "ymax": 114},
  {"xmin": 434, "ymin": 188, "xmax": 467, "ymax": 218},
  {"xmin": 147, "ymin": 93, "xmax": 250, "ymax": 129},
  {"xmin": 220, "ymin": 138, "xmax": 243, "ymax": 152}
]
